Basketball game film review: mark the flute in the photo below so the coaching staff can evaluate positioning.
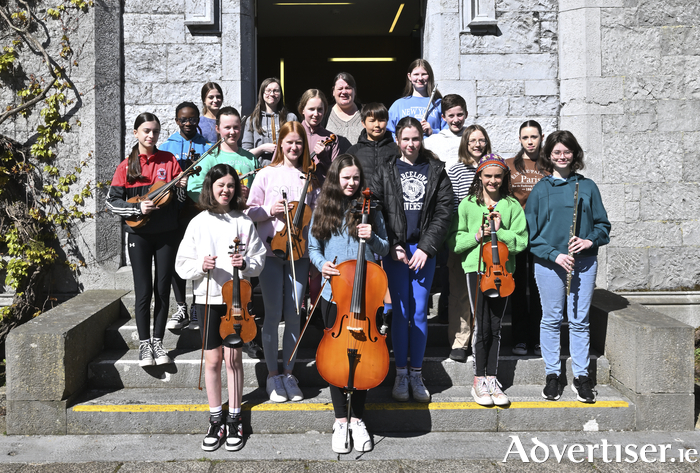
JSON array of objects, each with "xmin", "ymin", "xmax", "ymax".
[
  {"xmin": 422, "ymin": 83, "xmax": 438, "ymax": 122},
  {"xmin": 566, "ymin": 182, "xmax": 579, "ymax": 297}
]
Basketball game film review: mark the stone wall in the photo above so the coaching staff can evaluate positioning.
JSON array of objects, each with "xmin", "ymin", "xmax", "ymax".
[
  {"xmin": 424, "ymin": 0, "xmax": 560, "ymax": 155},
  {"xmin": 560, "ymin": 0, "xmax": 700, "ymax": 291},
  {"xmin": 122, "ymin": 0, "xmax": 255, "ymax": 144}
]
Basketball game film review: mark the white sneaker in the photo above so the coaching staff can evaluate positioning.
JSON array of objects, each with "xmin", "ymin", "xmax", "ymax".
[
  {"xmin": 392, "ymin": 372, "xmax": 409, "ymax": 401},
  {"xmin": 350, "ymin": 419, "xmax": 373, "ymax": 452},
  {"xmin": 266, "ymin": 375, "xmax": 288, "ymax": 403},
  {"xmin": 471, "ymin": 376, "xmax": 493, "ymax": 406},
  {"xmin": 332, "ymin": 421, "xmax": 352, "ymax": 454},
  {"xmin": 512, "ymin": 343, "xmax": 527, "ymax": 356},
  {"xmin": 487, "ymin": 376, "xmax": 510, "ymax": 406},
  {"xmin": 282, "ymin": 374, "xmax": 304, "ymax": 401},
  {"xmin": 409, "ymin": 371, "xmax": 431, "ymax": 403}
]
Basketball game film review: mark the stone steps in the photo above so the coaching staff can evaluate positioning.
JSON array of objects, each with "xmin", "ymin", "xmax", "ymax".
[
  {"xmin": 67, "ymin": 385, "xmax": 634, "ymax": 435},
  {"xmin": 87, "ymin": 346, "xmax": 609, "ymax": 390}
]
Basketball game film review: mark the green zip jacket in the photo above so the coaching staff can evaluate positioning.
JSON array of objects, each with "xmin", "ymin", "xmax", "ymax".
[
  {"xmin": 451, "ymin": 195, "xmax": 528, "ymax": 274},
  {"xmin": 524, "ymin": 174, "xmax": 611, "ymax": 263}
]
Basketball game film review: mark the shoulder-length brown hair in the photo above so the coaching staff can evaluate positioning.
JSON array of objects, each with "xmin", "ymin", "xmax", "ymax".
[
  {"xmin": 311, "ymin": 154, "xmax": 369, "ymax": 242},
  {"xmin": 249, "ymin": 78, "xmax": 292, "ymax": 135},
  {"xmin": 402, "ymin": 59, "xmax": 442, "ymax": 99},
  {"xmin": 540, "ymin": 130, "xmax": 585, "ymax": 174},
  {"xmin": 458, "ymin": 124, "xmax": 492, "ymax": 167},
  {"xmin": 198, "ymin": 163, "xmax": 246, "ymax": 212},
  {"xmin": 271, "ymin": 121, "xmax": 312, "ymax": 172},
  {"xmin": 395, "ymin": 117, "xmax": 439, "ymax": 161}
]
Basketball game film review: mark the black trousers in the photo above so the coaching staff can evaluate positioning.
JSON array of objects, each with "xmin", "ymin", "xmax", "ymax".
[
  {"xmin": 320, "ymin": 298, "xmax": 368, "ymax": 419},
  {"xmin": 127, "ymin": 231, "xmax": 178, "ymax": 341},
  {"xmin": 466, "ymin": 272, "xmax": 507, "ymax": 377},
  {"xmin": 511, "ymin": 248, "xmax": 542, "ymax": 347}
]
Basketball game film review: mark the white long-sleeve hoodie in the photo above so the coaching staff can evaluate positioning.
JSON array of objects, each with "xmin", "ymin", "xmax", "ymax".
[{"xmin": 176, "ymin": 210, "xmax": 266, "ymax": 305}]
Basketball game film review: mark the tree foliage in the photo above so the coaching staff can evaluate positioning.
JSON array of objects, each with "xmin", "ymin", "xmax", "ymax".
[{"xmin": 0, "ymin": 0, "xmax": 100, "ymax": 355}]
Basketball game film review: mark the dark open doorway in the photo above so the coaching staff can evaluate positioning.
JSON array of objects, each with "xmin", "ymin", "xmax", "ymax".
[{"xmin": 255, "ymin": 0, "xmax": 422, "ymax": 114}]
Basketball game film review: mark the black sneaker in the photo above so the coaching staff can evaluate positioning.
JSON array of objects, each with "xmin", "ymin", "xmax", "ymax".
[
  {"xmin": 449, "ymin": 348, "xmax": 467, "ymax": 363},
  {"xmin": 166, "ymin": 304, "xmax": 189, "ymax": 330},
  {"xmin": 225, "ymin": 414, "xmax": 245, "ymax": 451},
  {"xmin": 138, "ymin": 340, "xmax": 155, "ymax": 367},
  {"xmin": 190, "ymin": 303, "xmax": 199, "ymax": 330},
  {"xmin": 542, "ymin": 373, "xmax": 561, "ymax": 400},
  {"xmin": 202, "ymin": 415, "xmax": 225, "ymax": 451},
  {"xmin": 572, "ymin": 376, "xmax": 597, "ymax": 403},
  {"xmin": 242, "ymin": 340, "xmax": 264, "ymax": 359}
]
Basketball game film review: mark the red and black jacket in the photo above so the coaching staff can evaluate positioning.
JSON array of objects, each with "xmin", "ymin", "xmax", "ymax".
[{"xmin": 107, "ymin": 150, "xmax": 184, "ymax": 234}]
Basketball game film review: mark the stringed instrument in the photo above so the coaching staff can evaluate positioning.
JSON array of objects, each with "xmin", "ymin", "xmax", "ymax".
[
  {"xmin": 480, "ymin": 205, "xmax": 515, "ymax": 298},
  {"xmin": 220, "ymin": 237, "xmax": 257, "ymax": 345},
  {"xmin": 315, "ymin": 189, "xmax": 390, "ymax": 391},
  {"xmin": 125, "ymin": 139, "xmax": 222, "ymax": 228},
  {"xmin": 268, "ymin": 162, "xmax": 316, "ymax": 261}
]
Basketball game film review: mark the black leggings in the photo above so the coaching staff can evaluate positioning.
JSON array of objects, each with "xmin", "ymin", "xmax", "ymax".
[
  {"xmin": 127, "ymin": 231, "xmax": 178, "ymax": 341},
  {"xmin": 466, "ymin": 272, "xmax": 507, "ymax": 377},
  {"xmin": 320, "ymin": 298, "xmax": 368, "ymax": 419},
  {"xmin": 511, "ymin": 248, "xmax": 542, "ymax": 346}
]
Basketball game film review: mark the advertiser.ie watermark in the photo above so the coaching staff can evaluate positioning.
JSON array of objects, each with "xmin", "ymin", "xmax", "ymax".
[{"xmin": 504, "ymin": 435, "xmax": 699, "ymax": 463}]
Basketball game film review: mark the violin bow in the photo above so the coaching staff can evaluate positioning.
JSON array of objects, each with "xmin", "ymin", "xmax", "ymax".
[
  {"xmin": 287, "ymin": 256, "xmax": 337, "ymax": 365},
  {"xmin": 197, "ymin": 267, "xmax": 211, "ymax": 391},
  {"xmin": 422, "ymin": 84, "xmax": 438, "ymax": 122},
  {"xmin": 281, "ymin": 190, "xmax": 301, "ymax": 318},
  {"xmin": 471, "ymin": 212, "xmax": 488, "ymax": 338}
]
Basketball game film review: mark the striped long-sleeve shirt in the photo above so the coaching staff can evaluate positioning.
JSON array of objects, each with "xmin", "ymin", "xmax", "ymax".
[{"xmin": 446, "ymin": 161, "xmax": 477, "ymax": 212}]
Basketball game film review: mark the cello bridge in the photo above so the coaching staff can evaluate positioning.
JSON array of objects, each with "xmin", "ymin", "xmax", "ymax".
[{"xmin": 347, "ymin": 326, "xmax": 362, "ymax": 332}]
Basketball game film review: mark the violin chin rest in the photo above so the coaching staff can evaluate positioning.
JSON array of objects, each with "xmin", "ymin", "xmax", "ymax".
[
  {"xmin": 222, "ymin": 333, "xmax": 243, "ymax": 348},
  {"xmin": 483, "ymin": 289, "xmax": 501, "ymax": 299}
]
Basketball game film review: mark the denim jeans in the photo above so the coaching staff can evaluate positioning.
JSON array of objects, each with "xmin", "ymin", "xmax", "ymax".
[{"xmin": 534, "ymin": 255, "xmax": 597, "ymax": 378}]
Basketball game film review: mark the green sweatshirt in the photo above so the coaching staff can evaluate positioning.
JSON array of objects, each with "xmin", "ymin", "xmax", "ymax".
[
  {"xmin": 187, "ymin": 148, "xmax": 258, "ymax": 202},
  {"xmin": 451, "ymin": 195, "xmax": 528, "ymax": 274}
]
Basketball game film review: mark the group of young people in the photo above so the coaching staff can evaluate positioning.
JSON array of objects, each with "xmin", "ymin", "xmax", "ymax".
[{"xmin": 106, "ymin": 58, "xmax": 611, "ymax": 454}]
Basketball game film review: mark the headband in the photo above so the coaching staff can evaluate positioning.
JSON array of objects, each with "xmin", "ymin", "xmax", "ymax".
[{"xmin": 476, "ymin": 154, "xmax": 508, "ymax": 174}]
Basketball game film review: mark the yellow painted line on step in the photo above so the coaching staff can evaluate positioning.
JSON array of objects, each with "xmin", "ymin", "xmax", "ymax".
[{"xmin": 73, "ymin": 400, "xmax": 627, "ymax": 413}]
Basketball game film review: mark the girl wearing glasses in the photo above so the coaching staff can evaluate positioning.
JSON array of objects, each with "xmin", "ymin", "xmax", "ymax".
[
  {"xmin": 525, "ymin": 130, "xmax": 610, "ymax": 404},
  {"xmin": 243, "ymin": 78, "xmax": 297, "ymax": 167},
  {"xmin": 159, "ymin": 102, "xmax": 213, "ymax": 330},
  {"xmin": 443, "ymin": 125, "xmax": 491, "ymax": 362}
]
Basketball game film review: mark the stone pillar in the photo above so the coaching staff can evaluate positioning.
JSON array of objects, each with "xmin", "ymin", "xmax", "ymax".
[{"xmin": 222, "ymin": 0, "xmax": 256, "ymax": 115}]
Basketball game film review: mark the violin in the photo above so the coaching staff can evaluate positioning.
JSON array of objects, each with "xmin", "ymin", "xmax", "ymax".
[
  {"xmin": 268, "ymin": 162, "xmax": 317, "ymax": 261},
  {"xmin": 220, "ymin": 237, "xmax": 257, "ymax": 345},
  {"xmin": 124, "ymin": 138, "xmax": 222, "ymax": 228},
  {"xmin": 309, "ymin": 134, "xmax": 336, "ymax": 161},
  {"xmin": 315, "ymin": 189, "xmax": 390, "ymax": 391},
  {"xmin": 479, "ymin": 205, "xmax": 515, "ymax": 298}
]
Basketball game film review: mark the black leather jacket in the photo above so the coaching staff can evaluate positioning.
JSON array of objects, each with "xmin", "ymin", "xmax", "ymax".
[{"xmin": 370, "ymin": 155, "xmax": 454, "ymax": 258}]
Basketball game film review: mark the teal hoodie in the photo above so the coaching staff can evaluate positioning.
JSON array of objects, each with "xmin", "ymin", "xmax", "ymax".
[{"xmin": 525, "ymin": 174, "xmax": 610, "ymax": 263}]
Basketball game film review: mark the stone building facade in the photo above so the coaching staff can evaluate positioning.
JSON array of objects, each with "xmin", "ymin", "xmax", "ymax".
[{"xmin": 4, "ymin": 0, "xmax": 700, "ymax": 294}]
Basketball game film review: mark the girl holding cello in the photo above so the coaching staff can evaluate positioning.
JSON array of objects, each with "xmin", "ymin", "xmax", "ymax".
[
  {"xmin": 525, "ymin": 130, "xmax": 610, "ymax": 403},
  {"xmin": 452, "ymin": 154, "xmax": 528, "ymax": 406},
  {"xmin": 106, "ymin": 113, "xmax": 187, "ymax": 368},
  {"xmin": 246, "ymin": 121, "xmax": 320, "ymax": 403},
  {"xmin": 176, "ymin": 164, "xmax": 266, "ymax": 451},
  {"xmin": 308, "ymin": 155, "xmax": 389, "ymax": 453},
  {"xmin": 370, "ymin": 116, "xmax": 453, "ymax": 403}
]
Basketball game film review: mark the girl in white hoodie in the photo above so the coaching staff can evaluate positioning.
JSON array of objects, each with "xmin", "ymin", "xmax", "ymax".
[{"xmin": 176, "ymin": 163, "xmax": 266, "ymax": 452}]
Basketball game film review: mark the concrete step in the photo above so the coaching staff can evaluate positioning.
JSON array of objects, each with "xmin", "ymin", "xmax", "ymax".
[
  {"xmin": 67, "ymin": 384, "xmax": 635, "ymax": 434},
  {"xmin": 87, "ymin": 347, "xmax": 609, "ymax": 390}
]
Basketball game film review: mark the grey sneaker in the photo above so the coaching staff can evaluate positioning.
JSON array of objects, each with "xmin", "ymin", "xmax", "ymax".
[
  {"xmin": 409, "ymin": 371, "xmax": 431, "ymax": 403},
  {"xmin": 138, "ymin": 340, "xmax": 155, "ymax": 367},
  {"xmin": 166, "ymin": 304, "xmax": 190, "ymax": 330},
  {"xmin": 282, "ymin": 374, "xmax": 304, "ymax": 401},
  {"xmin": 392, "ymin": 372, "xmax": 410, "ymax": 402},
  {"xmin": 151, "ymin": 338, "xmax": 172, "ymax": 365}
]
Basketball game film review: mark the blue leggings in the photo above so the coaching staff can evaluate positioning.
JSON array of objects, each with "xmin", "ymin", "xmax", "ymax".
[{"xmin": 383, "ymin": 243, "xmax": 437, "ymax": 369}]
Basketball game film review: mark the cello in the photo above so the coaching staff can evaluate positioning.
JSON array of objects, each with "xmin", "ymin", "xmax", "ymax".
[
  {"xmin": 220, "ymin": 237, "xmax": 257, "ymax": 347},
  {"xmin": 479, "ymin": 205, "xmax": 515, "ymax": 298},
  {"xmin": 315, "ymin": 189, "xmax": 390, "ymax": 391}
]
